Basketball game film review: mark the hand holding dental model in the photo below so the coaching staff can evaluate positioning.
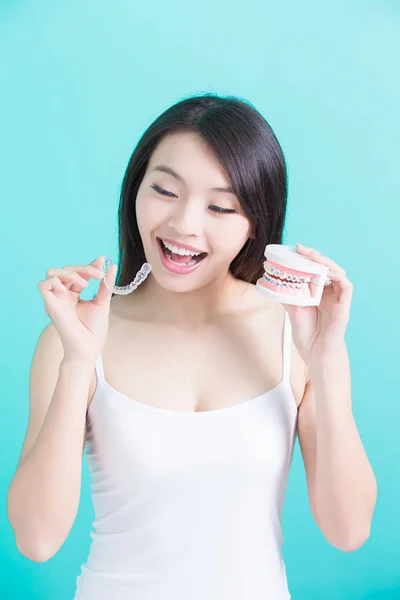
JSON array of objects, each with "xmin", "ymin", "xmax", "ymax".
[{"xmin": 257, "ymin": 243, "xmax": 353, "ymax": 366}]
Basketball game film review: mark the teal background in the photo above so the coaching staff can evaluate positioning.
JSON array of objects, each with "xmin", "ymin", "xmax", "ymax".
[{"xmin": 1, "ymin": 1, "xmax": 399, "ymax": 598}]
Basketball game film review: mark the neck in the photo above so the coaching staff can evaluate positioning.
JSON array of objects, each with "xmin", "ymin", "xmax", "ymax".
[{"xmin": 131, "ymin": 270, "xmax": 251, "ymax": 329}]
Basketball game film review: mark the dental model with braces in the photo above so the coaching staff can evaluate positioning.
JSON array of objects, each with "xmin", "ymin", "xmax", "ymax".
[
  {"xmin": 101, "ymin": 256, "xmax": 152, "ymax": 295},
  {"xmin": 256, "ymin": 244, "xmax": 332, "ymax": 307}
]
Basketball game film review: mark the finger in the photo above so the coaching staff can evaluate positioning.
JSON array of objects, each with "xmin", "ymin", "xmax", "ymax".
[
  {"xmin": 297, "ymin": 244, "xmax": 344, "ymax": 273},
  {"xmin": 39, "ymin": 276, "xmax": 67, "ymax": 298},
  {"xmin": 92, "ymin": 263, "xmax": 117, "ymax": 307},
  {"xmin": 61, "ymin": 264, "xmax": 105, "ymax": 281},
  {"xmin": 296, "ymin": 244, "xmax": 346, "ymax": 276},
  {"xmin": 87, "ymin": 255, "xmax": 105, "ymax": 271},
  {"xmin": 90, "ymin": 256, "xmax": 104, "ymax": 266},
  {"xmin": 337, "ymin": 278, "xmax": 354, "ymax": 306},
  {"xmin": 325, "ymin": 269, "xmax": 347, "ymax": 282},
  {"xmin": 46, "ymin": 268, "xmax": 89, "ymax": 290},
  {"xmin": 310, "ymin": 271, "xmax": 344, "ymax": 296}
]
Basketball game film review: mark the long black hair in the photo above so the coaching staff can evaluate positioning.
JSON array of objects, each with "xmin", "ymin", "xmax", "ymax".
[{"xmin": 113, "ymin": 92, "xmax": 288, "ymax": 295}]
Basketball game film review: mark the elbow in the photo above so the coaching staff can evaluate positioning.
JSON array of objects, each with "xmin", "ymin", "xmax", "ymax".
[
  {"xmin": 8, "ymin": 500, "xmax": 70, "ymax": 563},
  {"xmin": 7, "ymin": 489, "xmax": 52, "ymax": 563},
  {"xmin": 330, "ymin": 523, "xmax": 371, "ymax": 553},
  {"xmin": 10, "ymin": 513, "xmax": 57, "ymax": 562},
  {"xmin": 16, "ymin": 536, "xmax": 56, "ymax": 563},
  {"xmin": 12, "ymin": 519, "xmax": 72, "ymax": 563},
  {"xmin": 336, "ymin": 489, "xmax": 377, "ymax": 552}
]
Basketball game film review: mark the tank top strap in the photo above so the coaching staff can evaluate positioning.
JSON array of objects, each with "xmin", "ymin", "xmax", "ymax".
[
  {"xmin": 282, "ymin": 310, "xmax": 292, "ymax": 383},
  {"xmin": 95, "ymin": 353, "xmax": 105, "ymax": 387}
]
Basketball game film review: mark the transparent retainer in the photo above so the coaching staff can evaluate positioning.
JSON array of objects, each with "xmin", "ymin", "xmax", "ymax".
[{"xmin": 101, "ymin": 256, "xmax": 152, "ymax": 295}]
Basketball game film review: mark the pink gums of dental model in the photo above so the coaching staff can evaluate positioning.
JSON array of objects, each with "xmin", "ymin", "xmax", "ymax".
[
  {"xmin": 101, "ymin": 256, "xmax": 152, "ymax": 295},
  {"xmin": 256, "ymin": 244, "xmax": 331, "ymax": 307}
]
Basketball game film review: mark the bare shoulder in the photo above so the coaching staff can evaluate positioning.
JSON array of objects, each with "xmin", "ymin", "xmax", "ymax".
[{"xmin": 241, "ymin": 282, "xmax": 307, "ymax": 409}]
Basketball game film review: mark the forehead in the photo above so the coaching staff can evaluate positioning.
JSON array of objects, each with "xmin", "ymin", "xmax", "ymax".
[{"xmin": 147, "ymin": 132, "xmax": 232, "ymax": 186}]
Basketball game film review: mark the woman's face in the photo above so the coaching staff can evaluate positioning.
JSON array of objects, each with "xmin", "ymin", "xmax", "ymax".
[{"xmin": 136, "ymin": 131, "xmax": 253, "ymax": 292}]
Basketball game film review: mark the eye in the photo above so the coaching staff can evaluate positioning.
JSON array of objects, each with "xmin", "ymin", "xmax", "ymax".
[
  {"xmin": 150, "ymin": 184, "xmax": 176, "ymax": 197},
  {"xmin": 150, "ymin": 184, "xmax": 236, "ymax": 214},
  {"xmin": 209, "ymin": 205, "xmax": 236, "ymax": 214}
]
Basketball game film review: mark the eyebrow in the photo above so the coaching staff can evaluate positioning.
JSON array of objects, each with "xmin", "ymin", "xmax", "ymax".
[{"xmin": 151, "ymin": 165, "xmax": 235, "ymax": 194}]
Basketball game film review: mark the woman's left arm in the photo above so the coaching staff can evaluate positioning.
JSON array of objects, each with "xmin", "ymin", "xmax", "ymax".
[{"xmin": 283, "ymin": 244, "xmax": 377, "ymax": 553}]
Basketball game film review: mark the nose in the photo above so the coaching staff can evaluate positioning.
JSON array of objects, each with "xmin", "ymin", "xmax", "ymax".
[{"xmin": 167, "ymin": 201, "xmax": 203, "ymax": 237}]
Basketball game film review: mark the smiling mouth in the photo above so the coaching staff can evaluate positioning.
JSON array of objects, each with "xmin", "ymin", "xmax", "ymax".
[{"xmin": 157, "ymin": 238, "xmax": 208, "ymax": 266}]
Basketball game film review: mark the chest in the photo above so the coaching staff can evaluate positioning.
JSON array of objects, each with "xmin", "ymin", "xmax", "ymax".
[
  {"xmin": 87, "ymin": 389, "xmax": 297, "ymax": 493},
  {"xmin": 91, "ymin": 308, "xmax": 302, "ymax": 412}
]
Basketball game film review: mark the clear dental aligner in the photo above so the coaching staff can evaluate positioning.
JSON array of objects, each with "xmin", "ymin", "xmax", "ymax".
[{"xmin": 101, "ymin": 256, "xmax": 152, "ymax": 295}]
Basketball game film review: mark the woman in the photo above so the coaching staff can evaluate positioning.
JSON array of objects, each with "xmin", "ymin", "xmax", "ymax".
[{"xmin": 7, "ymin": 93, "xmax": 377, "ymax": 599}]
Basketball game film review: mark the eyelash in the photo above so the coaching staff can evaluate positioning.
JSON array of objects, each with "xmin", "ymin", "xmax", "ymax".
[{"xmin": 150, "ymin": 184, "xmax": 236, "ymax": 214}]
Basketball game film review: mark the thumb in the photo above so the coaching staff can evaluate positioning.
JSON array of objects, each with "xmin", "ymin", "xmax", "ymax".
[{"xmin": 93, "ymin": 263, "xmax": 117, "ymax": 307}]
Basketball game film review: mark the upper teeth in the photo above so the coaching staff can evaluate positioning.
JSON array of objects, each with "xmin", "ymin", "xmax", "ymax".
[
  {"xmin": 266, "ymin": 264, "xmax": 311, "ymax": 283},
  {"xmin": 162, "ymin": 240, "xmax": 202, "ymax": 256}
]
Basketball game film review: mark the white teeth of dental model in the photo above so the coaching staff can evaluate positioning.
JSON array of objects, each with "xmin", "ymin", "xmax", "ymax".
[
  {"xmin": 265, "ymin": 264, "xmax": 311, "ymax": 283},
  {"xmin": 162, "ymin": 240, "xmax": 203, "ymax": 257},
  {"xmin": 101, "ymin": 257, "xmax": 152, "ymax": 295}
]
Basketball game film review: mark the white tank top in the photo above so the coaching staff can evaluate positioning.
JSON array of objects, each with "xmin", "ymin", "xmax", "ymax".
[{"xmin": 73, "ymin": 310, "xmax": 298, "ymax": 600}]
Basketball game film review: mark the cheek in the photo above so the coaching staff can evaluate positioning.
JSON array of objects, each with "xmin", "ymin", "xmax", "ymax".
[
  {"xmin": 210, "ymin": 217, "xmax": 252, "ymax": 259},
  {"xmin": 136, "ymin": 194, "xmax": 166, "ymax": 236},
  {"xmin": 221, "ymin": 214, "xmax": 252, "ymax": 244}
]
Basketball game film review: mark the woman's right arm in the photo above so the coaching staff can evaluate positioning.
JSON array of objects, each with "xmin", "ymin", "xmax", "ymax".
[
  {"xmin": 6, "ymin": 255, "xmax": 116, "ymax": 563},
  {"xmin": 6, "ymin": 322, "xmax": 96, "ymax": 563}
]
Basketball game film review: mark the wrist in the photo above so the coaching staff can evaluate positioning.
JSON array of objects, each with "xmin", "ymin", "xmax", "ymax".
[
  {"xmin": 309, "ymin": 343, "xmax": 348, "ymax": 372},
  {"xmin": 60, "ymin": 355, "xmax": 97, "ymax": 373}
]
